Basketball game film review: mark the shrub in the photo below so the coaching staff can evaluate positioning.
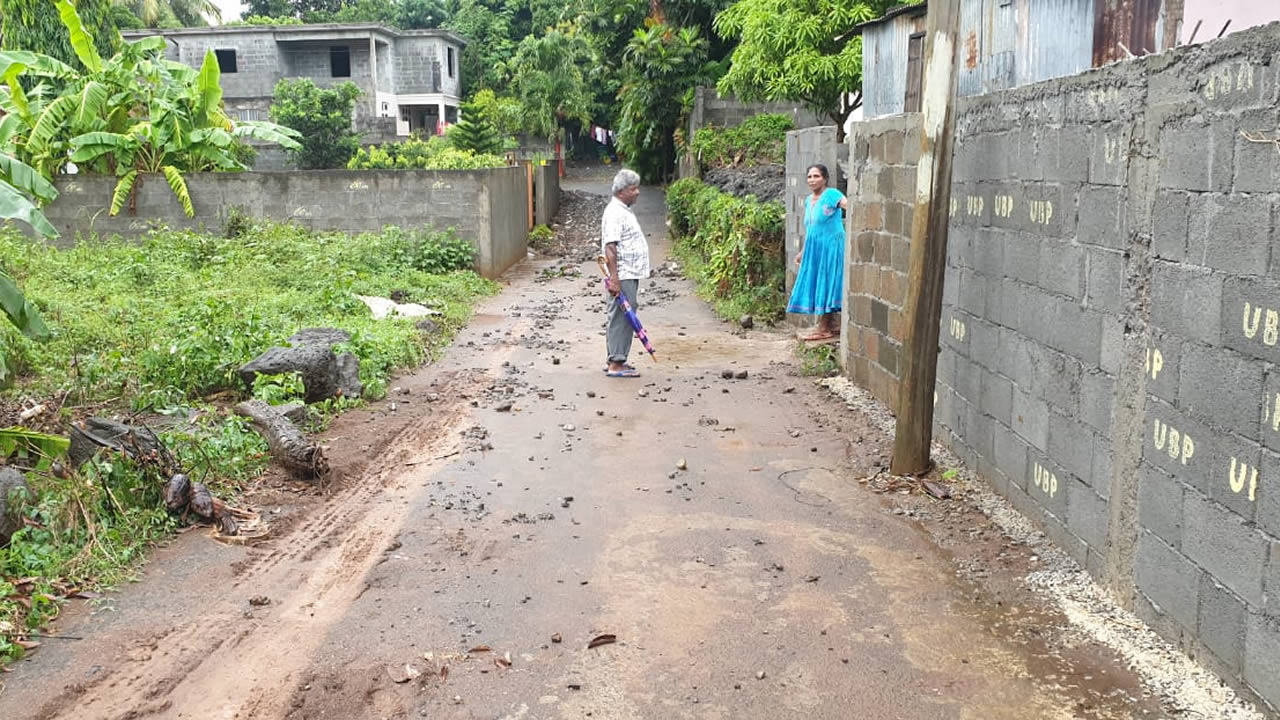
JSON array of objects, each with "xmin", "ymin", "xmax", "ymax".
[
  {"xmin": 347, "ymin": 136, "xmax": 505, "ymax": 170},
  {"xmin": 270, "ymin": 79, "xmax": 363, "ymax": 169},
  {"xmin": 666, "ymin": 178, "xmax": 785, "ymax": 322},
  {"xmin": 686, "ymin": 113, "xmax": 794, "ymax": 169}
]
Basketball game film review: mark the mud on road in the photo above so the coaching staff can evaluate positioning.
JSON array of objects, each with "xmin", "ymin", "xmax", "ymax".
[{"xmin": 0, "ymin": 175, "xmax": 1222, "ymax": 720}]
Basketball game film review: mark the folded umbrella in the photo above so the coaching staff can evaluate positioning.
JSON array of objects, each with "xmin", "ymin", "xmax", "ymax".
[{"xmin": 597, "ymin": 256, "xmax": 657, "ymax": 361}]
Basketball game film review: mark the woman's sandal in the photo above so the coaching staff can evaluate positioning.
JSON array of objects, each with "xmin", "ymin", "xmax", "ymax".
[
  {"xmin": 606, "ymin": 368, "xmax": 641, "ymax": 378},
  {"xmin": 801, "ymin": 331, "xmax": 836, "ymax": 342}
]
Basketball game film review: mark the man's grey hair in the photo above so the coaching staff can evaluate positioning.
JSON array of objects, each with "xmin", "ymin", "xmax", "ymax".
[{"xmin": 611, "ymin": 169, "xmax": 641, "ymax": 195}]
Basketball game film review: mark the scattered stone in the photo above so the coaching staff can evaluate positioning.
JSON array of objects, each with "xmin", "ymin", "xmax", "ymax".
[
  {"xmin": 563, "ymin": 424, "xmax": 576, "ymax": 432},
  {"xmin": 756, "ymin": 670, "xmax": 766, "ymax": 680},
  {"xmin": 586, "ymin": 391, "xmax": 597, "ymax": 398},
  {"xmin": 735, "ymin": 370, "xmax": 749, "ymax": 380},
  {"xmin": 249, "ymin": 595, "xmax": 272, "ymax": 607},
  {"xmin": 495, "ymin": 401, "xmax": 514, "ymax": 413},
  {"xmin": 721, "ymin": 370, "xmax": 734, "ymax": 380},
  {"xmin": 638, "ymin": 389, "xmax": 649, "ymax": 398},
  {"xmin": 551, "ymin": 633, "xmax": 563, "ymax": 644},
  {"xmin": 739, "ymin": 314, "xmax": 754, "ymax": 330},
  {"xmin": 676, "ymin": 459, "xmax": 688, "ymax": 471},
  {"xmin": 553, "ymin": 357, "xmax": 562, "ymax": 366}
]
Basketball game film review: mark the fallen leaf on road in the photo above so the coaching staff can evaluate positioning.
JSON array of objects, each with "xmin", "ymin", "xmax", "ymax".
[
  {"xmin": 922, "ymin": 481, "xmax": 953, "ymax": 500},
  {"xmin": 587, "ymin": 634, "xmax": 617, "ymax": 649},
  {"xmin": 15, "ymin": 640, "xmax": 40, "ymax": 651}
]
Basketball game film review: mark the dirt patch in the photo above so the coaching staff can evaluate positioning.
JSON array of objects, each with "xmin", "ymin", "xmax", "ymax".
[
  {"xmin": 536, "ymin": 190, "xmax": 609, "ymax": 262},
  {"xmin": 702, "ymin": 164, "xmax": 786, "ymax": 204}
]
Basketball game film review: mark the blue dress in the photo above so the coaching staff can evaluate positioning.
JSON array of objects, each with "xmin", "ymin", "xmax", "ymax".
[{"xmin": 787, "ymin": 187, "xmax": 846, "ymax": 315}]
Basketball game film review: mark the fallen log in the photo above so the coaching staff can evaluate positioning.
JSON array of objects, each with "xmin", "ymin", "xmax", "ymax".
[
  {"xmin": 234, "ymin": 400, "xmax": 329, "ymax": 481},
  {"xmin": 68, "ymin": 418, "xmax": 175, "ymax": 472}
]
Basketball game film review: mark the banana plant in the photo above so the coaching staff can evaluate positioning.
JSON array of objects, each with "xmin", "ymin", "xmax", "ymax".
[{"xmin": 0, "ymin": 0, "xmax": 301, "ymax": 218}]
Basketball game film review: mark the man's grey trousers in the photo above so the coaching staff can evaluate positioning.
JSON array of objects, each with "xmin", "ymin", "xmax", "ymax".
[{"xmin": 606, "ymin": 279, "xmax": 640, "ymax": 365}]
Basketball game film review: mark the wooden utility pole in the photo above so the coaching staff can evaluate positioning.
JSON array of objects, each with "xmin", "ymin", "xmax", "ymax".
[{"xmin": 890, "ymin": 0, "xmax": 963, "ymax": 476}]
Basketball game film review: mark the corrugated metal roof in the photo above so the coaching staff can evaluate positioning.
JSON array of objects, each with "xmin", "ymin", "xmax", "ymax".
[
  {"xmin": 854, "ymin": 2, "xmax": 929, "ymax": 33},
  {"xmin": 861, "ymin": 0, "xmax": 1175, "ymax": 117}
]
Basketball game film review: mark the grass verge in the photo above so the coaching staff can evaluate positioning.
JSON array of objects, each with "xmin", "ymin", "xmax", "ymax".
[{"xmin": 0, "ymin": 220, "xmax": 497, "ymax": 660}]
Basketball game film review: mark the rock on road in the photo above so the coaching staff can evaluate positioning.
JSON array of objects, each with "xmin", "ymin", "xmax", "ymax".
[{"xmin": 0, "ymin": 172, "xmax": 1169, "ymax": 720}]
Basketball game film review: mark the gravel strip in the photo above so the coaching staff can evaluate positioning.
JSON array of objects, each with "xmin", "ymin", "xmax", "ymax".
[{"xmin": 818, "ymin": 376, "xmax": 1265, "ymax": 719}]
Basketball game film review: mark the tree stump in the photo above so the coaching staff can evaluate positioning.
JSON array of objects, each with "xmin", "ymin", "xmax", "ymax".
[{"xmin": 238, "ymin": 328, "xmax": 362, "ymax": 403}]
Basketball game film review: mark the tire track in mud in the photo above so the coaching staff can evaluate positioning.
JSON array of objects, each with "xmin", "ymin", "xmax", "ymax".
[{"xmin": 30, "ymin": 320, "xmax": 534, "ymax": 719}]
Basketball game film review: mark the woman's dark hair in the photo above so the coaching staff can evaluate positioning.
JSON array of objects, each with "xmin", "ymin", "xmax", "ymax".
[{"xmin": 807, "ymin": 163, "xmax": 830, "ymax": 182}]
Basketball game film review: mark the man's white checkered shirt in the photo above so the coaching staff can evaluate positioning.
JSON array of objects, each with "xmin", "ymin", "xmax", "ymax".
[{"xmin": 601, "ymin": 196, "xmax": 650, "ymax": 281}]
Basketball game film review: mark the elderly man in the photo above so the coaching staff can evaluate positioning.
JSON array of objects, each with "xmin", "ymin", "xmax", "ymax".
[{"xmin": 601, "ymin": 168, "xmax": 649, "ymax": 378}]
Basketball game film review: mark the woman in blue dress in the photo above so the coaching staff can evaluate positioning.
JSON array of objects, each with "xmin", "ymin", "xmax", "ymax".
[{"xmin": 788, "ymin": 163, "xmax": 848, "ymax": 341}]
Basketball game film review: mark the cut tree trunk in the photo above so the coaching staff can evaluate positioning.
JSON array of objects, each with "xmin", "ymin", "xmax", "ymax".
[
  {"xmin": 234, "ymin": 400, "xmax": 329, "ymax": 482},
  {"xmin": 238, "ymin": 328, "xmax": 363, "ymax": 403}
]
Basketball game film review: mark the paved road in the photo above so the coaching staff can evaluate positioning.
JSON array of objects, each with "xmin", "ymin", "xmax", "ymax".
[{"xmin": 0, "ymin": 175, "xmax": 1164, "ymax": 720}]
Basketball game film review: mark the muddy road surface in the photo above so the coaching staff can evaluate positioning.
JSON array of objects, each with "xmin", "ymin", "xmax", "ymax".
[{"xmin": 0, "ymin": 174, "xmax": 1173, "ymax": 720}]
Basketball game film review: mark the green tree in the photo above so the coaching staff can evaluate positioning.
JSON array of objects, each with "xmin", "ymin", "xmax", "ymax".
[
  {"xmin": 447, "ymin": 98, "xmax": 504, "ymax": 155},
  {"xmin": 241, "ymin": 0, "xmax": 341, "ymax": 19},
  {"xmin": 305, "ymin": 0, "xmax": 449, "ymax": 28},
  {"xmin": 111, "ymin": 0, "xmax": 222, "ymax": 27},
  {"xmin": 445, "ymin": 0, "xmax": 517, "ymax": 95},
  {"xmin": 504, "ymin": 25, "xmax": 593, "ymax": 141},
  {"xmin": 269, "ymin": 79, "xmax": 363, "ymax": 169},
  {"xmin": 1, "ymin": 0, "xmax": 120, "ymax": 69},
  {"xmin": 714, "ymin": 0, "xmax": 895, "ymax": 138},
  {"xmin": 616, "ymin": 22, "xmax": 708, "ymax": 181},
  {"xmin": 467, "ymin": 89, "xmax": 523, "ymax": 140}
]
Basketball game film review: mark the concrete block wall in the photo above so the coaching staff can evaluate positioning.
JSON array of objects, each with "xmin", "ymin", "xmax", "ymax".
[
  {"xmin": 840, "ymin": 21, "xmax": 1280, "ymax": 712},
  {"xmin": 534, "ymin": 164, "xmax": 560, "ymax": 227},
  {"xmin": 843, "ymin": 115, "xmax": 921, "ymax": 411},
  {"xmin": 679, "ymin": 87, "xmax": 826, "ymax": 179},
  {"xmin": 42, "ymin": 169, "xmax": 529, "ymax": 279},
  {"xmin": 784, "ymin": 126, "xmax": 842, "ymax": 294}
]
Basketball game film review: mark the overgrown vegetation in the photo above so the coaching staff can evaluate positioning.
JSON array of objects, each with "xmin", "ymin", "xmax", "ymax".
[
  {"xmin": 1, "ymin": 0, "xmax": 120, "ymax": 69},
  {"xmin": 0, "ymin": 221, "xmax": 494, "ymax": 656},
  {"xmin": 241, "ymin": 0, "xmax": 447, "ymax": 27},
  {"xmin": 270, "ymin": 79, "xmax": 363, "ymax": 170},
  {"xmin": 684, "ymin": 112, "xmax": 792, "ymax": 169},
  {"xmin": 3, "ymin": 222, "xmax": 492, "ymax": 407},
  {"xmin": 796, "ymin": 341, "xmax": 838, "ymax": 377},
  {"xmin": 348, "ymin": 136, "xmax": 506, "ymax": 170},
  {"xmin": 666, "ymin": 177, "xmax": 785, "ymax": 323}
]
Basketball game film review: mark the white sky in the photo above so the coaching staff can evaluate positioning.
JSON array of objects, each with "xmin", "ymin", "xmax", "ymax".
[{"xmin": 213, "ymin": 0, "xmax": 244, "ymax": 22}]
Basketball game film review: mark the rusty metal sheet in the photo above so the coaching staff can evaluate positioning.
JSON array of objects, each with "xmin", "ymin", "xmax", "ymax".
[{"xmin": 1094, "ymin": 0, "xmax": 1165, "ymax": 65}]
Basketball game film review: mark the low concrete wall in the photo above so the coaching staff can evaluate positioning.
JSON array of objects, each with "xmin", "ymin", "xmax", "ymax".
[
  {"xmin": 534, "ymin": 164, "xmax": 560, "ymax": 226},
  {"xmin": 45, "ymin": 168, "xmax": 529, "ymax": 279},
  {"xmin": 839, "ymin": 21, "xmax": 1280, "ymax": 712}
]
